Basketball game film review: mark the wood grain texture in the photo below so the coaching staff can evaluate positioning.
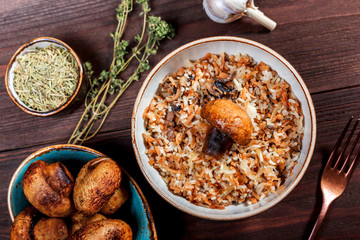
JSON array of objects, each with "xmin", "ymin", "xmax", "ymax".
[
  {"xmin": 0, "ymin": 0, "xmax": 360, "ymax": 152},
  {"xmin": 1, "ymin": 0, "xmax": 360, "ymax": 239}
]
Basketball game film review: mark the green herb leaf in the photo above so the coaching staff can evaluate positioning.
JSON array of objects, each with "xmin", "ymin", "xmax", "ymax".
[{"xmin": 68, "ymin": 0, "xmax": 175, "ymax": 145}]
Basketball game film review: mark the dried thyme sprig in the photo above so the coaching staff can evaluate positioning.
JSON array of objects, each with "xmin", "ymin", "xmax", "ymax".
[
  {"xmin": 68, "ymin": 0, "xmax": 175, "ymax": 145},
  {"xmin": 13, "ymin": 45, "xmax": 78, "ymax": 111}
]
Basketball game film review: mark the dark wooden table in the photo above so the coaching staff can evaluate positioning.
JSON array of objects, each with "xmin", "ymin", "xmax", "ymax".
[{"xmin": 1, "ymin": 0, "xmax": 360, "ymax": 239}]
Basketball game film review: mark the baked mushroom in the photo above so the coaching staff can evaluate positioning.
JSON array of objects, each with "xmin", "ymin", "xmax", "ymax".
[
  {"xmin": 101, "ymin": 183, "xmax": 128, "ymax": 215},
  {"xmin": 23, "ymin": 161, "xmax": 74, "ymax": 217},
  {"xmin": 10, "ymin": 206, "xmax": 38, "ymax": 240},
  {"xmin": 69, "ymin": 219, "xmax": 133, "ymax": 240},
  {"xmin": 71, "ymin": 211, "xmax": 107, "ymax": 234},
  {"xmin": 200, "ymin": 99, "xmax": 253, "ymax": 157},
  {"xmin": 73, "ymin": 157, "xmax": 123, "ymax": 215},
  {"xmin": 10, "ymin": 207, "xmax": 69, "ymax": 240},
  {"xmin": 33, "ymin": 217, "xmax": 69, "ymax": 240}
]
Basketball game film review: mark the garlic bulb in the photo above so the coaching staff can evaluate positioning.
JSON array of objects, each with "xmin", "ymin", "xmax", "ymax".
[{"xmin": 203, "ymin": 0, "xmax": 276, "ymax": 31}]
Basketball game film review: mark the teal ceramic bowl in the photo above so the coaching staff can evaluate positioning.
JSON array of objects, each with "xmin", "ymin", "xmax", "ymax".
[{"xmin": 8, "ymin": 144, "xmax": 157, "ymax": 240}]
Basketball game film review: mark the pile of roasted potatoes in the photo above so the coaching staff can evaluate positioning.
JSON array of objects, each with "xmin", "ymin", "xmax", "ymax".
[{"xmin": 10, "ymin": 157, "xmax": 133, "ymax": 240}]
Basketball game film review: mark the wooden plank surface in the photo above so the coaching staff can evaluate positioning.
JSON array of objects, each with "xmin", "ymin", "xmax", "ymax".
[
  {"xmin": 1, "ymin": 0, "xmax": 360, "ymax": 239},
  {"xmin": 1, "ymin": 0, "xmax": 360, "ymax": 152}
]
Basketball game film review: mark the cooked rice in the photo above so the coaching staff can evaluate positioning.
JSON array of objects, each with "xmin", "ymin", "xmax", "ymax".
[{"xmin": 143, "ymin": 52, "xmax": 304, "ymax": 209}]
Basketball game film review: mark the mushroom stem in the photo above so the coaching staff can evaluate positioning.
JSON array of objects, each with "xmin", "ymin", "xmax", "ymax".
[{"xmin": 202, "ymin": 126, "xmax": 233, "ymax": 158}]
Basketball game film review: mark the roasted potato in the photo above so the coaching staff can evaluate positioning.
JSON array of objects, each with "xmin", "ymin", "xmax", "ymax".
[
  {"xmin": 71, "ymin": 211, "xmax": 107, "ymax": 234},
  {"xmin": 33, "ymin": 217, "xmax": 69, "ymax": 240},
  {"xmin": 69, "ymin": 219, "xmax": 132, "ymax": 240},
  {"xmin": 10, "ymin": 206, "xmax": 37, "ymax": 240},
  {"xmin": 73, "ymin": 157, "xmax": 122, "ymax": 215},
  {"xmin": 23, "ymin": 161, "xmax": 74, "ymax": 217}
]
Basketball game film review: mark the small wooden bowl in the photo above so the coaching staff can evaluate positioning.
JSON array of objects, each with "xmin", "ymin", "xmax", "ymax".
[{"xmin": 4, "ymin": 37, "xmax": 84, "ymax": 117}]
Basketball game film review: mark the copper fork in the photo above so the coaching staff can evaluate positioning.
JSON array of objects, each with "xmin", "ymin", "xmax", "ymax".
[{"xmin": 309, "ymin": 117, "xmax": 360, "ymax": 240}]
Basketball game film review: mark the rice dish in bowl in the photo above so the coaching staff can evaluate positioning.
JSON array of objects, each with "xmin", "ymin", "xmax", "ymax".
[
  {"xmin": 142, "ymin": 52, "xmax": 304, "ymax": 209},
  {"xmin": 132, "ymin": 36, "xmax": 316, "ymax": 219}
]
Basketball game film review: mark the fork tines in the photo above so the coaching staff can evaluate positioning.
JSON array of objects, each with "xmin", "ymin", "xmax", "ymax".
[{"xmin": 326, "ymin": 117, "xmax": 360, "ymax": 176}]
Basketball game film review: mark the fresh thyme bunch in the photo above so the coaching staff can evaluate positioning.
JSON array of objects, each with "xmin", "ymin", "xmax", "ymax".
[{"xmin": 68, "ymin": 0, "xmax": 175, "ymax": 145}]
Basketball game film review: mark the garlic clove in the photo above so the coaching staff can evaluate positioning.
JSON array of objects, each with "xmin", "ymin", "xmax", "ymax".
[{"xmin": 203, "ymin": 0, "xmax": 276, "ymax": 31}]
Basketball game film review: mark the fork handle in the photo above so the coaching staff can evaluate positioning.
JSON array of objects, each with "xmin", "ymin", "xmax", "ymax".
[{"xmin": 309, "ymin": 200, "xmax": 332, "ymax": 240}]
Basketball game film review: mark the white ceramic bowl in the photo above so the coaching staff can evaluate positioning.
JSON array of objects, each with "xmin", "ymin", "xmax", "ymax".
[{"xmin": 132, "ymin": 36, "xmax": 316, "ymax": 220}]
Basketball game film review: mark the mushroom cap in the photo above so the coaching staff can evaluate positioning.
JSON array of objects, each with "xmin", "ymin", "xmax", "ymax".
[
  {"xmin": 101, "ymin": 183, "xmax": 128, "ymax": 215},
  {"xmin": 33, "ymin": 217, "xmax": 69, "ymax": 240},
  {"xmin": 23, "ymin": 161, "xmax": 74, "ymax": 217},
  {"xmin": 10, "ymin": 206, "xmax": 38, "ymax": 240},
  {"xmin": 69, "ymin": 219, "xmax": 132, "ymax": 240},
  {"xmin": 73, "ymin": 157, "xmax": 122, "ymax": 216},
  {"xmin": 200, "ymin": 99, "xmax": 253, "ymax": 145}
]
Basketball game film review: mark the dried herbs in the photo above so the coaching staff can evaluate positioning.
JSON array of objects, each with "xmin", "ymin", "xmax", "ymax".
[
  {"xmin": 68, "ymin": 0, "xmax": 175, "ymax": 145},
  {"xmin": 13, "ymin": 45, "xmax": 78, "ymax": 111}
]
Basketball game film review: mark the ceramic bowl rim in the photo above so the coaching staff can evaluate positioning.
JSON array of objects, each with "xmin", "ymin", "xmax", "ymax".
[
  {"xmin": 7, "ymin": 144, "xmax": 158, "ymax": 239},
  {"xmin": 131, "ymin": 36, "xmax": 317, "ymax": 220},
  {"xmin": 4, "ymin": 37, "xmax": 84, "ymax": 117}
]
